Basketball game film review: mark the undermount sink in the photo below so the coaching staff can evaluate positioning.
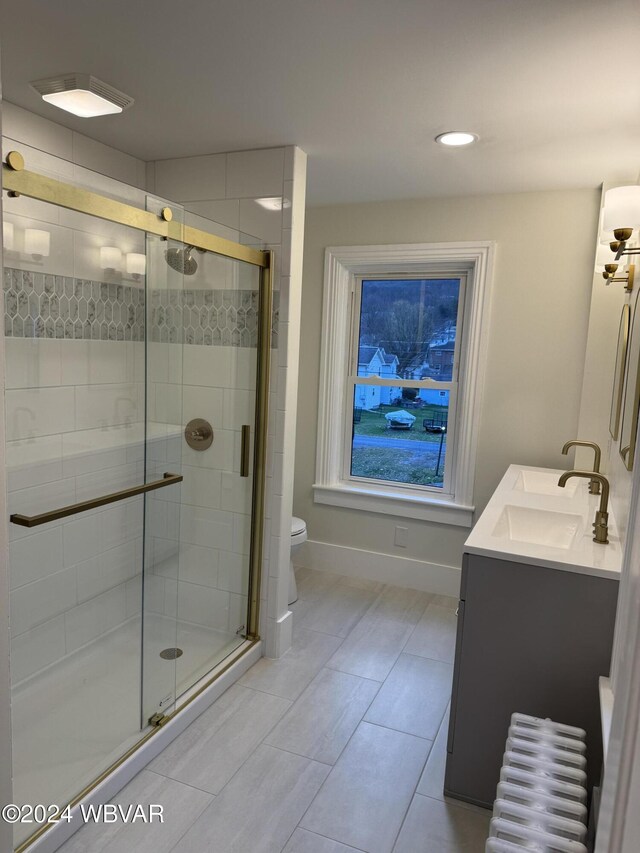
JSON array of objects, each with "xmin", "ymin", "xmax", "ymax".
[
  {"xmin": 493, "ymin": 505, "xmax": 584, "ymax": 550},
  {"xmin": 514, "ymin": 469, "xmax": 579, "ymax": 498}
]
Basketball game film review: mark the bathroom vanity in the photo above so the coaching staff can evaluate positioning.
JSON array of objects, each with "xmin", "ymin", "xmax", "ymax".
[{"xmin": 444, "ymin": 465, "xmax": 621, "ymax": 809}]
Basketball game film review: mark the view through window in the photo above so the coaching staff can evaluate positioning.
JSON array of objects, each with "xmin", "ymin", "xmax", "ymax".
[{"xmin": 348, "ymin": 277, "xmax": 462, "ymax": 491}]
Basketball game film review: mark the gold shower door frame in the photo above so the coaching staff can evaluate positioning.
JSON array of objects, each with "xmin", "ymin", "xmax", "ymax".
[{"xmin": 3, "ymin": 153, "xmax": 272, "ymax": 851}]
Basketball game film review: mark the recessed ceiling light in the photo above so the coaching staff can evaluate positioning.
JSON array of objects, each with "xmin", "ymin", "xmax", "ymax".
[
  {"xmin": 30, "ymin": 73, "xmax": 134, "ymax": 118},
  {"xmin": 255, "ymin": 197, "xmax": 291, "ymax": 211},
  {"xmin": 435, "ymin": 131, "xmax": 478, "ymax": 147}
]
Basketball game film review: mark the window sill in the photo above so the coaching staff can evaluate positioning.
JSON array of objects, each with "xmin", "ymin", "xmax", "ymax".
[{"xmin": 312, "ymin": 483, "xmax": 474, "ymax": 527}]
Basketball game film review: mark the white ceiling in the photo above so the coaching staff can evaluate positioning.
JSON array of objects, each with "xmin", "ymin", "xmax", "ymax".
[{"xmin": 1, "ymin": 0, "xmax": 639, "ymax": 205}]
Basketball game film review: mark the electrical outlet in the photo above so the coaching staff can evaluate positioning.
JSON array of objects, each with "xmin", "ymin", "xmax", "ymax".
[{"xmin": 394, "ymin": 526, "xmax": 409, "ymax": 547}]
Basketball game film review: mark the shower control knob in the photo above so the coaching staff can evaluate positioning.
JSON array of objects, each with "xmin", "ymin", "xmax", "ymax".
[{"xmin": 184, "ymin": 418, "xmax": 213, "ymax": 451}]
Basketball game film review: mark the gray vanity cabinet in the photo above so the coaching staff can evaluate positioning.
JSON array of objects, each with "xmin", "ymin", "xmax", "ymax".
[{"xmin": 444, "ymin": 552, "xmax": 619, "ymax": 808}]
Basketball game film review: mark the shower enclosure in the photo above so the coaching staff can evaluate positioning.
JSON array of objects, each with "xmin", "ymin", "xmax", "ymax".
[{"xmin": 2, "ymin": 150, "xmax": 272, "ymax": 850}]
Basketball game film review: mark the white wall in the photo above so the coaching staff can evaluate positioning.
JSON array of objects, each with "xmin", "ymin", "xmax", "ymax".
[{"xmin": 294, "ymin": 189, "xmax": 600, "ymax": 586}]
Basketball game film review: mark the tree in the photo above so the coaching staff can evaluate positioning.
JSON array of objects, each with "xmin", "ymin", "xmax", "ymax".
[{"xmin": 360, "ymin": 281, "xmax": 443, "ymax": 377}]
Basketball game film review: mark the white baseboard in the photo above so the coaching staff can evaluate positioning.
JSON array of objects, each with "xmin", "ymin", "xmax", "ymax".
[{"xmin": 296, "ymin": 539, "xmax": 461, "ymax": 597}]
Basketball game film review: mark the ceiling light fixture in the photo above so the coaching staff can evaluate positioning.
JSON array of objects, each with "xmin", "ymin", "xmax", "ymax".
[
  {"xmin": 30, "ymin": 74, "xmax": 134, "ymax": 118},
  {"xmin": 435, "ymin": 131, "xmax": 478, "ymax": 147},
  {"xmin": 255, "ymin": 197, "xmax": 291, "ymax": 211}
]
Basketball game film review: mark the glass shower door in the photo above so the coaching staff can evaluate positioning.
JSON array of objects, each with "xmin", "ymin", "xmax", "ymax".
[
  {"xmin": 3, "ymin": 189, "xmax": 153, "ymax": 847},
  {"xmin": 142, "ymin": 210, "xmax": 261, "ymax": 724},
  {"xmin": 3, "ymin": 154, "xmax": 268, "ymax": 848}
]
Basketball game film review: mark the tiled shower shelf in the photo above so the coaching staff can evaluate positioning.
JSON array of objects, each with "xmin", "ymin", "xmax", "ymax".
[{"xmin": 7, "ymin": 422, "xmax": 182, "ymax": 475}]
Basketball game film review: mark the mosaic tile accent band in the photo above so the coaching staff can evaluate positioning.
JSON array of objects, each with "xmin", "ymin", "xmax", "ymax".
[
  {"xmin": 3, "ymin": 268, "xmax": 145, "ymax": 341},
  {"xmin": 3, "ymin": 269, "xmax": 279, "ymax": 348},
  {"xmin": 150, "ymin": 288, "xmax": 279, "ymax": 348}
]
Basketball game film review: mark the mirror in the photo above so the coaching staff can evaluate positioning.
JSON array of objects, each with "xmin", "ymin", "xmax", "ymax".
[
  {"xmin": 620, "ymin": 291, "xmax": 640, "ymax": 470},
  {"xmin": 610, "ymin": 303, "xmax": 631, "ymax": 440}
]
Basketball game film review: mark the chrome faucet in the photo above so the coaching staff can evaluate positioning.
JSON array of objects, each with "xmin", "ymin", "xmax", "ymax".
[
  {"xmin": 558, "ymin": 471, "xmax": 610, "ymax": 544},
  {"xmin": 561, "ymin": 440, "xmax": 602, "ymax": 495}
]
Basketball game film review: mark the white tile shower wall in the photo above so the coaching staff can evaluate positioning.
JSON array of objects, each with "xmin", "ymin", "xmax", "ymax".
[
  {"xmin": 5, "ymin": 294, "xmax": 145, "ymax": 685},
  {"xmin": 2, "ymin": 102, "xmax": 147, "ymax": 190},
  {"xmin": 143, "ymin": 339, "xmax": 258, "ymax": 644},
  {"xmin": 149, "ymin": 145, "xmax": 307, "ymax": 658},
  {"xmin": 5, "ymin": 402, "xmax": 237, "ymax": 685},
  {"xmin": 8, "ymin": 484, "xmax": 146, "ymax": 684},
  {"xmin": 266, "ymin": 147, "xmax": 307, "ymax": 656}
]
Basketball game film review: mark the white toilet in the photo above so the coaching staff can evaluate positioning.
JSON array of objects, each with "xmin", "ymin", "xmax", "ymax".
[{"xmin": 289, "ymin": 516, "xmax": 307, "ymax": 604}]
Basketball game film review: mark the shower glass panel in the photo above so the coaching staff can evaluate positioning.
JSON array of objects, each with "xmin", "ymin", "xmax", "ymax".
[
  {"xmin": 4, "ymin": 194, "xmax": 152, "ymax": 847},
  {"xmin": 141, "ymin": 207, "xmax": 184, "ymax": 727},
  {"xmin": 3, "ymin": 159, "xmax": 266, "ymax": 849},
  {"xmin": 141, "ymin": 208, "xmax": 260, "ymax": 725}
]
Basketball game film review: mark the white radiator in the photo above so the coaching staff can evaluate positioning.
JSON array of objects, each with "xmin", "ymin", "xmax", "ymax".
[{"xmin": 485, "ymin": 713, "xmax": 589, "ymax": 852}]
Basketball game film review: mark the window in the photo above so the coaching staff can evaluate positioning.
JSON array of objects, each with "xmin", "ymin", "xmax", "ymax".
[
  {"xmin": 348, "ymin": 276, "xmax": 463, "ymax": 495},
  {"xmin": 314, "ymin": 242, "xmax": 494, "ymax": 527}
]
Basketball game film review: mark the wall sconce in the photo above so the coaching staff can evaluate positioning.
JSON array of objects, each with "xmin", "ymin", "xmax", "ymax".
[
  {"xmin": 3, "ymin": 222, "xmax": 15, "ymax": 251},
  {"xmin": 125, "ymin": 252, "xmax": 146, "ymax": 279},
  {"xmin": 100, "ymin": 246, "xmax": 122, "ymax": 272},
  {"xmin": 24, "ymin": 228, "xmax": 50, "ymax": 259},
  {"xmin": 609, "ymin": 238, "xmax": 640, "ymax": 261},
  {"xmin": 603, "ymin": 186, "xmax": 640, "ymax": 260},
  {"xmin": 602, "ymin": 263, "xmax": 635, "ymax": 293}
]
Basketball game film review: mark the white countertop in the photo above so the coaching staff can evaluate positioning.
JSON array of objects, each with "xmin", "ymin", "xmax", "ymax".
[{"xmin": 465, "ymin": 464, "xmax": 622, "ymax": 580}]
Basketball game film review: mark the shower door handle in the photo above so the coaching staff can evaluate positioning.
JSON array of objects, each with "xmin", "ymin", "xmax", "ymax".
[
  {"xmin": 9, "ymin": 472, "xmax": 183, "ymax": 528},
  {"xmin": 240, "ymin": 425, "xmax": 251, "ymax": 477}
]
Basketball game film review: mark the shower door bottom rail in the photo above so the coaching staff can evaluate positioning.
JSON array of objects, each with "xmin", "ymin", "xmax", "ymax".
[{"xmin": 10, "ymin": 472, "xmax": 183, "ymax": 527}]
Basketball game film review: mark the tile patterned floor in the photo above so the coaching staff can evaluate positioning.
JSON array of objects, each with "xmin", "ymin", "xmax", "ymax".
[{"xmin": 59, "ymin": 568, "xmax": 491, "ymax": 853}]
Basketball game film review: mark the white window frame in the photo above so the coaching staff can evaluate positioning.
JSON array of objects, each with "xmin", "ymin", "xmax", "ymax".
[{"xmin": 313, "ymin": 242, "xmax": 495, "ymax": 527}]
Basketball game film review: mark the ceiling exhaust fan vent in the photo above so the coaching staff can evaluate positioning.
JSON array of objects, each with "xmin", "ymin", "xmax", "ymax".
[{"xmin": 30, "ymin": 73, "xmax": 134, "ymax": 113}]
